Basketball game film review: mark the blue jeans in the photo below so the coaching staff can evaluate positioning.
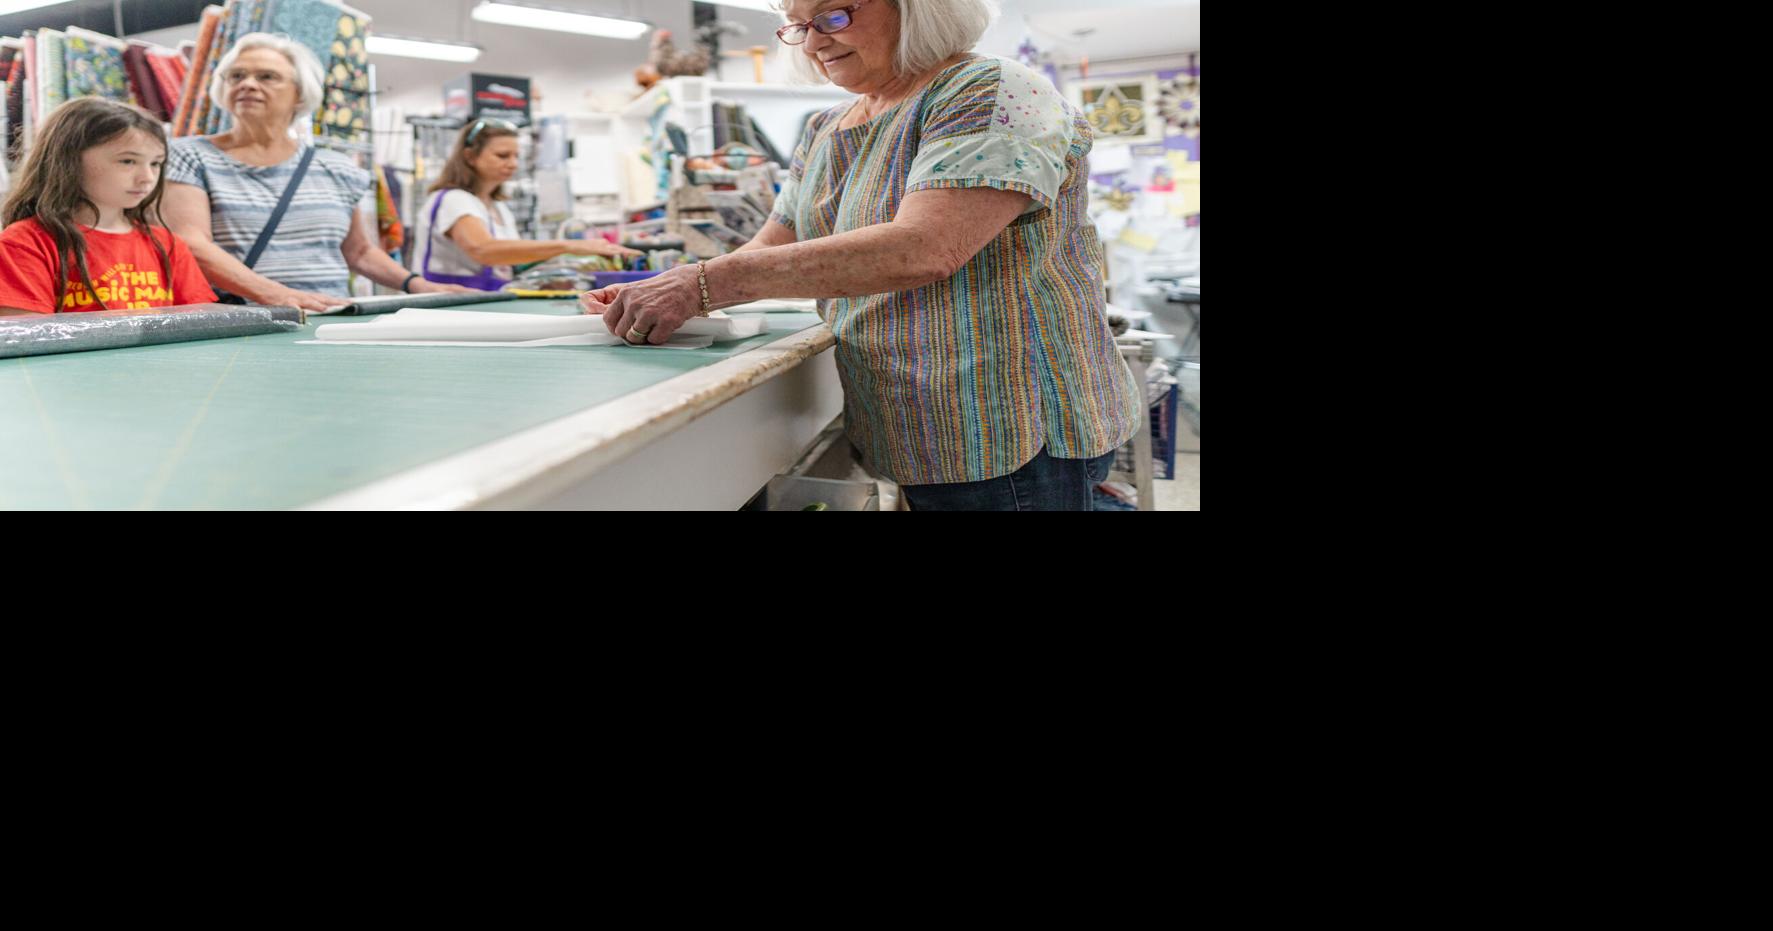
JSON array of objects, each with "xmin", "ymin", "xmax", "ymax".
[{"xmin": 900, "ymin": 448, "xmax": 1117, "ymax": 511}]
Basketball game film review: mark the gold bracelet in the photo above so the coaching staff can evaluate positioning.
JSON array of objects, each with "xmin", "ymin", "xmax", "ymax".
[{"xmin": 696, "ymin": 261, "xmax": 712, "ymax": 316}]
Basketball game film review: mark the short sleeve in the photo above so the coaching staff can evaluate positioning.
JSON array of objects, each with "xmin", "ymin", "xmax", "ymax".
[
  {"xmin": 905, "ymin": 60, "xmax": 1077, "ymax": 211},
  {"xmin": 164, "ymin": 138, "xmax": 210, "ymax": 190},
  {"xmin": 161, "ymin": 229, "xmax": 218, "ymax": 306},
  {"xmin": 769, "ymin": 107, "xmax": 839, "ymax": 232},
  {"xmin": 311, "ymin": 149, "xmax": 373, "ymax": 211},
  {"xmin": 0, "ymin": 222, "xmax": 59, "ymax": 314},
  {"xmin": 432, "ymin": 189, "xmax": 485, "ymax": 237}
]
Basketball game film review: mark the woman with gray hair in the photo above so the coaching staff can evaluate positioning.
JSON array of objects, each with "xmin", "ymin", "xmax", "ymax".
[
  {"xmin": 162, "ymin": 33, "xmax": 468, "ymax": 312},
  {"xmin": 584, "ymin": 0, "xmax": 1142, "ymax": 510}
]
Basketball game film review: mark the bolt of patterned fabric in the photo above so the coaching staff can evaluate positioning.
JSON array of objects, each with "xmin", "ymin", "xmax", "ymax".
[{"xmin": 0, "ymin": 304, "xmax": 304, "ymax": 359}]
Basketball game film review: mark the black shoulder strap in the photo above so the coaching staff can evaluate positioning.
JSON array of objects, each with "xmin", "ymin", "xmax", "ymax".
[{"xmin": 242, "ymin": 145, "xmax": 317, "ymax": 270}]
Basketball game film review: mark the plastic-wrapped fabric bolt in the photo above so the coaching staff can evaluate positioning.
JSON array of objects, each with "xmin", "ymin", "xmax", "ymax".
[
  {"xmin": 0, "ymin": 304, "xmax": 304, "ymax": 359},
  {"xmin": 317, "ymin": 290, "xmax": 522, "ymax": 316}
]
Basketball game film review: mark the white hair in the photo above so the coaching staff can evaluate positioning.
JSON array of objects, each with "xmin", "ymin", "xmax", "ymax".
[
  {"xmin": 211, "ymin": 32, "xmax": 327, "ymax": 127},
  {"xmin": 776, "ymin": 0, "xmax": 997, "ymax": 85}
]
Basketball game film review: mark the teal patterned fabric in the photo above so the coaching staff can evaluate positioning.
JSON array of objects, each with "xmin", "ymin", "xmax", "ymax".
[
  {"xmin": 63, "ymin": 28, "xmax": 131, "ymax": 104},
  {"xmin": 35, "ymin": 30, "xmax": 66, "ymax": 116}
]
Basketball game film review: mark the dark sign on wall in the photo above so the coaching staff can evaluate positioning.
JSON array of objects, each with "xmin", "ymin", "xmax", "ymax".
[{"xmin": 443, "ymin": 73, "xmax": 532, "ymax": 127}]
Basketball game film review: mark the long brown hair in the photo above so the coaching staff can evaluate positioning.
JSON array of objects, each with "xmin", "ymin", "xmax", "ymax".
[
  {"xmin": 428, "ymin": 119, "xmax": 519, "ymax": 201},
  {"xmin": 2, "ymin": 97, "xmax": 173, "ymax": 312}
]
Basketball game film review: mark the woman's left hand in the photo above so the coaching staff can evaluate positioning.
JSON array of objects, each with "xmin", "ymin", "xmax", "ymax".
[
  {"xmin": 409, "ymin": 279, "xmax": 482, "ymax": 295},
  {"xmin": 589, "ymin": 265, "xmax": 703, "ymax": 345},
  {"xmin": 568, "ymin": 239, "xmax": 645, "ymax": 260}
]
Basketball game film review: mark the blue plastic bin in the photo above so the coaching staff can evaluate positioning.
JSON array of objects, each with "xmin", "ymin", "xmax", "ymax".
[{"xmin": 592, "ymin": 271, "xmax": 662, "ymax": 289}]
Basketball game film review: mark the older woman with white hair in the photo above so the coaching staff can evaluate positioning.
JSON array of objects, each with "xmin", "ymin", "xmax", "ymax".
[
  {"xmin": 583, "ymin": 0, "xmax": 1142, "ymax": 510},
  {"xmin": 162, "ymin": 33, "xmax": 467, "ymax": 312}
]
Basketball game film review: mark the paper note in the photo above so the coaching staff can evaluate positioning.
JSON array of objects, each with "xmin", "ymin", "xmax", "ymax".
[
  {"xmin": 1090, "ymin": 145, "xmax": 1132, "ymax": 174},
  {"xmin": 1168, "ymin": 153, "xmax": 1199, "ymax": 215},
  {"xmin": 1117, "ymin": 229, "xmax": 1159, "ymax": 252}
]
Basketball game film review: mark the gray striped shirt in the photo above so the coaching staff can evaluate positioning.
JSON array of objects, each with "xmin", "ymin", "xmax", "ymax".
[{"xmin": 166, "ymin": 137, "xmax": 373, "ymax": 296}]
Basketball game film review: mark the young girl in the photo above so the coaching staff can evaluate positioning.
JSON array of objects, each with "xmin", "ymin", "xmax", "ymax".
[{"xmin": 0, "ymin": 97, "xmax": 216, "ymax": 316}]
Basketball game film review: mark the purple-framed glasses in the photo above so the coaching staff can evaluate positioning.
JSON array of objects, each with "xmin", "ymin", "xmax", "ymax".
[{"xmin": 776, "ymin": 0, "xmax": 871, "ymax": 45}]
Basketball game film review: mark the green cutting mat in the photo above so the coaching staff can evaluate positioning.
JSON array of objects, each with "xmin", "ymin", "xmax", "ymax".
[{"xmin": 0, "ymin": 300, "xmax": 825, "ymax": 509}]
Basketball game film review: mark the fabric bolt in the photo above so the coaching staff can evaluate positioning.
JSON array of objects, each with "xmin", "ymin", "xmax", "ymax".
[
  {"xmin": 318, "ymin": 10, "xmax": 370, "ymax": 143},
  {"xmin": 173, "ymin": 5, "xmax": 224, "ymax": 136},
  {"xmin": 374, "ymin": 164, "xmax": 404, "ymax": 257},
  {"xmin": 146, "ymin": 51, "xmax": 187, "ymax": 122},
  {"xmin": 35, "ymin": 30, "xmax": 66, "ymax": 119},
  {"xmin": 316, "ymin": 290, "xmax": 521, "ymax": 316},
  {"xmin": 5, "ymin": 51, "xmax": 24, "ymax": 157},
  {"xmin": 0, "ymin": 303, "xmax": 300, "ymax": 359},
  {"xmin": 63, "ymin": 28, "xmax": 131, "ymax": 103},
  {"xmin": 123, "ymin": 43, "xmax": 163, "ymax": 118},
  {"xmin": 19, "ymin": 33, "xmax": 33, "ymax": 148},
  {"xmin": 193, "ymin": 2, "xmax": 231, "ymax": 135},
  {"xmin": 269, "ymin": 0, "xmax": 346, "ymax": 64},
  {"xmin": 311, "ymin": 308, "xmax": 761, "ymax": 347}
]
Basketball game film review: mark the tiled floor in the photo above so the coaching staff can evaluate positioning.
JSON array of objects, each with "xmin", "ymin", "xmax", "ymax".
[
  {"xmin": 1153, "ymin": 452, "xmax": 1200, "ymax": 511},
  {"xmin": 1153, "ymin": 353, "xmax": 1200, "ymax": 511}
]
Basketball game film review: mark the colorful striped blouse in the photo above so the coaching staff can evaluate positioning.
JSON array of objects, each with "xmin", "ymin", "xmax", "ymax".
[{"xmin": 771, "ymin": 55, "xmax": 1142, "ymax": 486}]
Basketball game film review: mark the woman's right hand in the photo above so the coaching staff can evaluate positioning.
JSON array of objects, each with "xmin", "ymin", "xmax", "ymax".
[
  {"xmin": 567, "ymin": 239, "xmax": 644, "ymax": 259},
  {"xmin": 256, "ymin": 286, "xmax": 345, "ymax": 313},
  {"xmin": 578, "ymin": 283, "xmax": 630, "ymax": 314}
]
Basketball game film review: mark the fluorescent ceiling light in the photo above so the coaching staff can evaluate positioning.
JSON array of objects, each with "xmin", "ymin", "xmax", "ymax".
[
  {"xmin": 703, "ymin": 0, "xmax": 780, "ymax": 11},
  {"xmin": 470, "ymin": 2, "xmax": 650, "ymax": 40},
  {"xmin": 0, "ymin": 1, "xmax": 72, "ymax": 15},
  {"xmin": 367, "ymin": 35, "xmax": 482, "ymax": 63}
]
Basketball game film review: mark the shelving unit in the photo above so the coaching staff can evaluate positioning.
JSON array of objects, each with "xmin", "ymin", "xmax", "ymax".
[
  {"xmin": 606, "ymin": 76, "xmax": 852, "ymax": 210},
  {"xmin": 544, "ymin": 77, "xmax": 851, "ymax": 253}
]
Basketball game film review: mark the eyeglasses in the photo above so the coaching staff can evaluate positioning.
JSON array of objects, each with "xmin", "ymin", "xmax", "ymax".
[
  {"xmin": 466, "ymin": 118, "xmax": 517, "ymax": 145},
  {"xmin": 222, "ymin": 69, "xmax": 289, "ymax": 86},
  {"xmin": 776, "ymin": 0, "xmax": 870, "ymax": 46}
]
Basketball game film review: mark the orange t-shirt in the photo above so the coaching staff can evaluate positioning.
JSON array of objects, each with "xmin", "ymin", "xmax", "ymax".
[{"xmin": 0, "ymin": 217, "xmax": 217, "ymax": 314}]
